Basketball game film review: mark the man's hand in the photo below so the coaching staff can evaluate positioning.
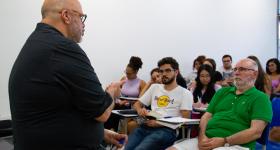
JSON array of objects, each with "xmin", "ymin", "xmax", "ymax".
[
  {"xmin": 104, "ymin": 129, "xmax": 128, "ymax": 148},
  {"xmin": 137, "ymin": 107, "xmax": 149, "ymax": 117},
  {"xmin": 144, "ymin": 119, "xmax": 161, "ymax": 128},
  {"xmin": 106, "ymin": 82, "xmax": 121, "ymax": 100},
  {"xmin": 199, "ymin": 137, "xmax": 225, "ymax": 150}
]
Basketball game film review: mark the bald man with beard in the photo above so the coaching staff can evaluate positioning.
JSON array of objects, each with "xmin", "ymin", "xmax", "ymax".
[{"xmin": 9, "ymin": 0, "xmax": 127, "ymax": 149}]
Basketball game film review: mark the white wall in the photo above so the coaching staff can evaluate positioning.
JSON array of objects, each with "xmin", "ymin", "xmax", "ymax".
[{"xmin": 0, "ymin": 0, "xmax": 277, "ymax": 117}]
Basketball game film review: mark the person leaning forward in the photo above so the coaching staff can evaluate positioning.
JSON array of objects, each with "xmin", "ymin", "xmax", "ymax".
[
  {"xmin": 168, "ymin": 58, "xmax": 272, "ymax": 150},
  {"xmin": 8, "ymin": 0, "xmax": 127, "ymax": 150}
]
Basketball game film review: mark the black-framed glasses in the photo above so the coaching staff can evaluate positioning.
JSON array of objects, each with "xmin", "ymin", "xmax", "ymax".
[
  {"xmin": 233, "ymin": 67, "xmax": 255, "ymax": 72},
  {"xmin": 159, "ymin": 68, "xmax": 175, "ymax": 74},
  {"xmin": 223, "ymin": 60, "xmax": 231, "ymax": 63},
  {"xmin": 67, "ymin": 9, "xmax": 87, "ymax": 23}
]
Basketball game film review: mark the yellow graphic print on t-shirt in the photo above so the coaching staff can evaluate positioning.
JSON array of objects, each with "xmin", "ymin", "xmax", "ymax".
[{"xmin": 157, "ymin": 95, "xmax": 171, "ymax": 107}]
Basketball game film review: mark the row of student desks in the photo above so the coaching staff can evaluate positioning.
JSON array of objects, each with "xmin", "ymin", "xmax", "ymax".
[{"xmin": 112, "ymin": 109, "xmax": 201, "ymax": 139}]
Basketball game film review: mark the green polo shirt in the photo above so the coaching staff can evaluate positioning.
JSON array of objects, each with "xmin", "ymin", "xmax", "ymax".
[{"xmin": 206, "ymin": 87, "xmax": 272, "ymax": 150}]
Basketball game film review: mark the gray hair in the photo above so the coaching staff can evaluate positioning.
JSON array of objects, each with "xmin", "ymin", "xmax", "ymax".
[{"xmin": 245, "ymin": 58, "xmax": 258, "ymax": 71}]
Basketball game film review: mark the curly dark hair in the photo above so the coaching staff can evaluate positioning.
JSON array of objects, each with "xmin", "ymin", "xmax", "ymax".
[
  {"xmin": 193, "ymin": 64, "xmax": 216, "ymax": 103},
  {"xmin": 128, "ymin": 56, "xmax": 143, "ymax": 71},
  {"xmin": 266, "ymin": 58, "xmax": 280, "ymax": 74},
  {"xmin": 157, "ymin": 57, "xmax": 179, "ymax": 70}
]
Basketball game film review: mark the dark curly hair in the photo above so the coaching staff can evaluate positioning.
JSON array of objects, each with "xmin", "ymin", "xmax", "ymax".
[
  {"xmin": 127, "ymin": 56, "xmax": 143, "ymax": 71},
  {"xmin": 193, "ymin": 64, "xmax": 216, "ymax": 103},
  {"xmin": 266, "ymin": 58, "xmax": 280, "ymax": 74},
  {"xmin": 157, "ymin": 57, "xmax": 179, "ymax": 70}
]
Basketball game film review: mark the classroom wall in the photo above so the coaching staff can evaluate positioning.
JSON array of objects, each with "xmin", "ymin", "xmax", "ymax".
[{"xmin": 0, "ymin": 0, "xmax": 277, "ymax": 117}]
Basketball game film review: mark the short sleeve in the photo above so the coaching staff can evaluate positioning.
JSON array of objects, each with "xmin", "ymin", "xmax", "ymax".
[
  {"xmin": 52, "ymin": 42, "xmax": 112, "ymax": 119},
  {"xmin": 180, "ymin": 90, "xmax": 193, "ymax": 111},
  {"xmin": 250, "ymin": 94, "xmax": 272, "ymax": 123},
  {"xmin": 139, "ymin": 84, "xmax": 157, "ymax": 106}
]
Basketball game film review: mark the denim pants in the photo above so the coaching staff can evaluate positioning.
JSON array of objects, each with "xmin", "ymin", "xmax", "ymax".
[{"xmin": 124, "ymin": 125, "xmax": 176, "ymax": 150}]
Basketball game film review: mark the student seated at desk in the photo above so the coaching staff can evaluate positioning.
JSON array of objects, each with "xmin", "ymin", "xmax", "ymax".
[
  {"xmin": 104, "ymin": 56, "xmax": 146, "ymax": 132},
  {"xmin": 127, "ymin": 67, "xmax": 162, "ymax": 134},
  {"xmin": 191, "ymin": 64, "xmax": 221, "ymax": 108},
  {"xmin": 124, "ymin": 57, "xmax": 193, "ymax": 150},
  {"xmin": 167, "ymin": 58, "xmax": 272, "ymax": 150},
  {"xmin": 190, "ymin": 64, "xmax": 221, "ymax": 137}
]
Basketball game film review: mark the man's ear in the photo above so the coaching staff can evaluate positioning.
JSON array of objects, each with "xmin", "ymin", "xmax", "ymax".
[
  {"xmin": 60, "ymin": 9, "xmax": 71, "ymax": 24},
  {"xmin": 175, "ymin": 69, "xmax": 179, "ymax": 76},
  {"xmin": 253, "ymin": 70, "xmax": 258, "ymax": 78}
]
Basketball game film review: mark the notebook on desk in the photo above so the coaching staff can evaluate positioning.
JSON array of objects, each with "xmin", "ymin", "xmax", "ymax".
[{"xmin": 117, "ymin": 109, "xmax": 138, "ymax": 115}]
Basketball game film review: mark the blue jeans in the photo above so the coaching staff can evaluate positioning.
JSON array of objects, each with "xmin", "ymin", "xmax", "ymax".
[{"xmin": 125, "ymin": 125, "xmax": 176, "ymax": 150}]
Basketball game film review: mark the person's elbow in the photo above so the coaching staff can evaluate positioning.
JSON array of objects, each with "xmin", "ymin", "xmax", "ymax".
[
  {"xmin": 95, "ymin": 110, "xmax": 111, "ymax": 122},
  {"xmin": 95, "ymin": 101, "xmax": 114, "ymax": 122},
  {"xmin": 253, "ymin": 128, "xmax": 265, "ymax": 139}
]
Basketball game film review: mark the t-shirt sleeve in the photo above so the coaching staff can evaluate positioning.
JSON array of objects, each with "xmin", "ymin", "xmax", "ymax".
[
  {"xmin": 180, "ymin": 90, "xmax": 193, "ymax": 111},
  {"xmin": 139, "ymin": 84, "xmax": 156, "ymax": 106},
  {"xmin": 250, "ymin": 94, "xmax": 272, "ymax": 123},
  {"xmin": 52, "ymin": 42, "xmax": 112, "ymax": 119}
]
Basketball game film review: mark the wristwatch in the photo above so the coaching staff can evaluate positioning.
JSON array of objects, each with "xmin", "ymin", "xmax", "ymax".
[{"xmin": 224, "ymin": 137, "xmax": 230, "ymax": 147}]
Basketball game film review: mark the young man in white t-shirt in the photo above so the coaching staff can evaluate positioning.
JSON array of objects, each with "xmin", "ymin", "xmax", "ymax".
[{"xmin": 124, "ymin": 57, "xmax": 193, "ymax": 150}]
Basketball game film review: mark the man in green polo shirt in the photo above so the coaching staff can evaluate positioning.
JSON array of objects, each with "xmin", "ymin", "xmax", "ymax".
[{"xmin": 168, "ymin": 58, "xmax": 272, "ymax": 150}]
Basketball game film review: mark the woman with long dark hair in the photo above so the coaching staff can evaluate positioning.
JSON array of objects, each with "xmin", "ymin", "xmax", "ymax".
[
  {"xmin": 266, "ymin": 58, "xmax": 280, "ymax": 95},
  {"xmin": 192, "ymin": 64, "xmax": 221, "ymax": 106},
  {"xmin": 248, "ymin": 56, "xmax": 271, "ymax": 96}
]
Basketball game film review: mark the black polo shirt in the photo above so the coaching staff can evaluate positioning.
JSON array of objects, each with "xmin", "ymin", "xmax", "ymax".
[{"xmin": 9, "ymin": 23, "xmax": 113, "ymax": 150}]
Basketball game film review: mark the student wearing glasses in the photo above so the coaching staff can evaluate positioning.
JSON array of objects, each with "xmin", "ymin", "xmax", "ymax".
[
  {"xmin": 218, "ymin": 54, "xmax": 234, "ymax": 87},
  {"xmin": 125, "ymin": 57, "xmax": 193, "ymax": 150},
  {"xmin": 168, "ymin": 58, "xmax": 272, "ymax": 150},
  {"xmin": 9, "ymin": 0, "xmax": 127, "ymax": 149}
]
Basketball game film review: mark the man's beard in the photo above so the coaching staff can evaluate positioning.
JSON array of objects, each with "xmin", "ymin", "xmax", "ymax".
[
  {"xmin": 162, "ymin": 75, "xmax": 175, "ymax": 85},
  {"xmin": 234, "ymin": 78, "xmax": 255, "ymax": 90}
]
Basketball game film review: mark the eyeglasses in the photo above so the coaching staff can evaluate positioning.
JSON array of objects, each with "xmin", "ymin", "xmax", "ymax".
[
  {"xmin": 69, "ymin": 9, "xmax": 87, "ymax": 23},
  {"xmin": 233, "ymin": 67, "xmax": 255, "ymax": 72},
  {"xmin": 223, "ymin": 60, "xmax": 231, "ymax": 63},
  {"xmin": 159, "ymin": 68, "xmax": 175, "ymax": 74}
]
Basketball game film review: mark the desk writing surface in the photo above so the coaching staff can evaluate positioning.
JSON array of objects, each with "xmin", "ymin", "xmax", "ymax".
[
  {"xmin": 112, "ymin": 110, "xmax": 138, "ymax": 118},
  {"xmin": 119, "ymin": 97, "xmax": 138, "ymax": 101}
]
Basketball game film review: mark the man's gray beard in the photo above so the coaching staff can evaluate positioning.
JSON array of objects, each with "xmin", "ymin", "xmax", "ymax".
[{"xmin": 233, "ymin": 79, "xmax": 255, "ymax": 90}]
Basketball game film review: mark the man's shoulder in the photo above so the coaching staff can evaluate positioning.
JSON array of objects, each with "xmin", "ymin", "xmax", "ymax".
[
  {"xmin": 216, "ymin": 86, "xmax": 234, "ymax": 94},
  {"xmin": 33, "ymin": 23, "xmax": 80, "ymax": 50},
  {"xmin": 174, "ymin": 85, "xmax": 193, "ymax": 98}
]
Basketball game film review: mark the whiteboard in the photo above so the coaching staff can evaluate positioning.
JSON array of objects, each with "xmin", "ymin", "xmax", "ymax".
[{"xmin": 0, "ymin": 0, "xmax": 277, "ymax": 116}]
